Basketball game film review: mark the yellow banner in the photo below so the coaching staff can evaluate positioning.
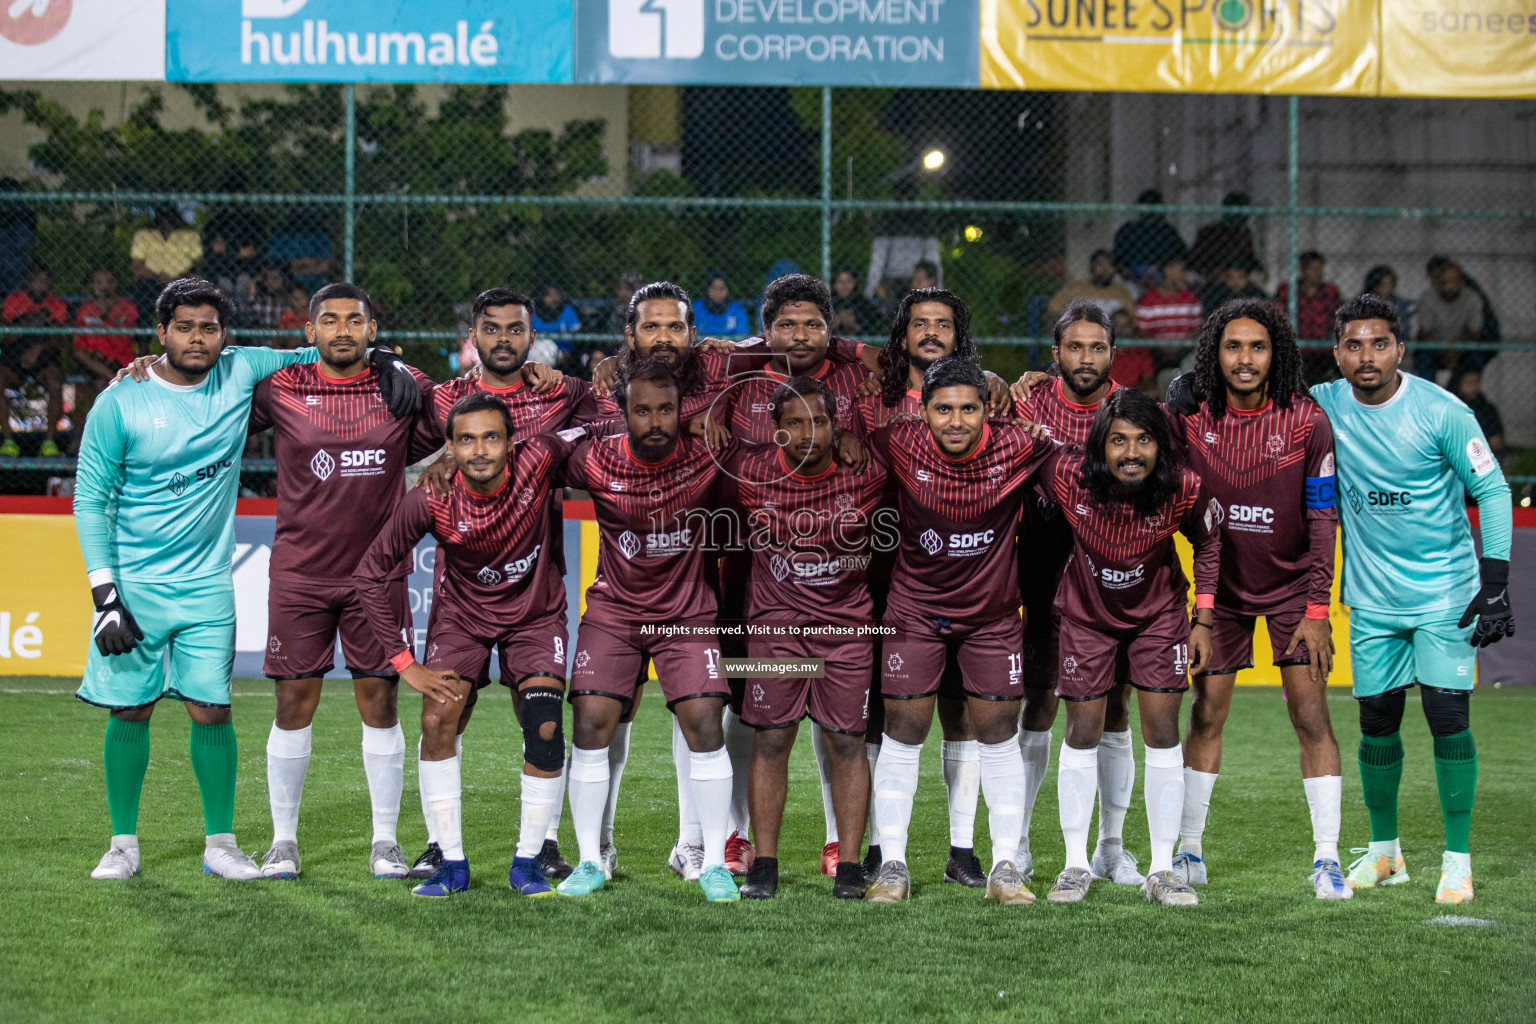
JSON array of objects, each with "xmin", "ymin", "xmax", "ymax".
[
  {"xmin": 980, "ymin": 0, "xmax": 1380, "ymax": 95},
  {"xmin": 1382, "ymin": 0, "xmax": 1536, "ymax": 97},
  {"xmin": 0, "ymin": 515, "xmax": 91, "ymax": 677}
]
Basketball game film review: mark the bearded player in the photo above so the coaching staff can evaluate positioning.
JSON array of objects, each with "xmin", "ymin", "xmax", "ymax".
[
  {"xmin": 250, "ymin": 282, "xmax": 441, "ymax": 882},
  {"xmin": 1036, "ymin": 389, "xmax": 1220, "ymax": 907},
  {"xmin": 77, "ymin": 277, "xmax": 419, "ymax": 882},
  {"xmin": 864, "ymin": 358, "xmax": 1055, "ymax": 905},
  {"xmin": 1312, "ymin": 294, "xmax": 1512, "ymax": 904},
  {"xmin": 354, "ymin": 393, "xmax": 584, "ymax": 898},
  {"xmin": 1160, "ymin": 299, "xmax": 1348, "ymax": 898}
]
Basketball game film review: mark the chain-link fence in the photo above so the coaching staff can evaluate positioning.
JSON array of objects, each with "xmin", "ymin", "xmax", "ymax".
[{"xmin": 1, "ymin": 82, "xmax": 1532, "ymax": 494}]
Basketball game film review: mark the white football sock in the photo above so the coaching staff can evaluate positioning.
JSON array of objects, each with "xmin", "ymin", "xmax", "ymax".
[
  {"xmin": 1058, "ymin": 742, "xmax": 1098, "ymax": 871},
  {"xmin": 1096, "ymin": 729, "xmax": 1135, "ymax": 845},
  {"xmin": 812, "ymin": 725, "xmax": 838, "ymax": 845},
  {"xmin": 1179, "ymin": 767, "xmax": 1217, "ymax": 857},
  {"xmin": 721, "ymin": 707, "xmax": 753, "ymax": 837},
  {"xmin": 977, "ymin": 736, "xmax": 1025, "ymax": 868},
  {"xmin": 865, "ymin": 741, "xmax": 881, "ymax": 848},
  {"xmin": 567, "ymin": 746, "xmax": 610, "ymax": 867},
  {"xmin": 360, "ymin": 722, "xmax": 405, "ymax": 845},
  {"xmin": 690, "ymin": 746, "xmax": 734, "ymax": 869},
  {"xmin": 1019, "ymin": 729, "xmax": 1051, "ymax": 845},
  {"xmin": 602, "ymin": 722, "xmax": 631, "ymax": 846},
  {"xmin": 266, "ymin": 722, "xmax": 311, "ymax": 844},
  {"xmin": 1145, "ymin": 745, "xmax": 1186, "ymax": 875},
  {"xmin": 673, "ymin": 717, "xmax": 702, "ymax": 846},
  {"xmin": 941, "ymin": 738, "xmax": 980, "ymax": 849},
  {"xmin": 872, "ymin": 735, "xmax": 922, "ymax": 865},
  {"xmin": 418, "ymin": 734, "xmax": 463, "ymax": 846},
  {"xmin": 516, "ymin": 772, "xmax": 563, "ymax": 860},
  {"xmin": 1303, "ymin": 774, "xmax": 1342, "ymax": 864},
  {"xmin": 418, "ymin": 755, "xmax": 463, "ymax": 861},
  {"xmin": 544, "ymin": 749, "xmax": 567, "ymax": 844}
]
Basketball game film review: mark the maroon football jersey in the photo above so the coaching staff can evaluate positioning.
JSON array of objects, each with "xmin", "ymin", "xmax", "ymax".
[
  {"xmin": 853, "ymin": 387, "xmax": 921, "ymax": 436},
  {"xmin": 721, "ymin": 443, "xmax": 889, "ymax": 620},
  {"xmin": 353, "ymin": 430, "xmax": 582, "ymax": 665},
  {"xmin": 1038, "ymin": 448, "xmax": 1221, "ymax": 632},
  {"xmin": 870, "ymin": 419, "xmax": 1054, "ymax": 628},
  {"xmin": 428, "ymin": 374, "xmax": 607, "ymax": 437},
  {"xmin": 717, "ymin": 349, "xmax": 870, "ymax": 444},
  {"xmin": 1165, "ymin": 397, "xmax": 1336, "ymax": 614},
  {"xmin": 250, "ymin": 363, "xmax": 440, "ymax": 583},
  {"xmin": 560, "ymin": 434, "xmax": 730, "ymax": 629}
]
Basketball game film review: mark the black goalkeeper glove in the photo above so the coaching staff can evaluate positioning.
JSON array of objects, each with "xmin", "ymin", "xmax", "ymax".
[
  {"xmin": 91, "ymin": 582, "xmax": 144, "ymax": 657},
  {"xmin": 1163, "ymin": 371, "xmax": 1200, "ymax": 416},
  {"xmin": 1458, "ymin": 557, "xmax": 1514, "ymax": 648},
  {"xmin": 370, "ymin": 346, "xmax": 421, "ymax": 420}
]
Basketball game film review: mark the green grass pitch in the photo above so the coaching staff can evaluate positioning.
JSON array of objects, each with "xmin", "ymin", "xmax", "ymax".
[{"xmin": 2, "ymin": 679, "xmax": 1533, "ymax": 1023}]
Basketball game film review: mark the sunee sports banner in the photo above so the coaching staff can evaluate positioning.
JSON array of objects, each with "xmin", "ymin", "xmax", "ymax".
[{"xmin": 1380, "ymin": 0, "xmax": 1536, "ymax": 98}]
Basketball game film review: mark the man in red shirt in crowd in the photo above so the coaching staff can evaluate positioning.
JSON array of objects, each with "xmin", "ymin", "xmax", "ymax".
[
  {"xmin": 1274, "ymin": 250, "xmax": 1341, "ymax": 381},
  {"xmin": 1135, "ymin": 254, "xmax": 1203, "ymax": 397},
  {"xmin": 73, "ymin": 268, "xmax": 140, "ymax": 417},
  {"xmin": 1, "ymin": 264, "xmax": 67, "ymax": 456}
]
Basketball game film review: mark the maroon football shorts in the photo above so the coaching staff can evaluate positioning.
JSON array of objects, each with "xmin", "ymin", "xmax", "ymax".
[
  {"xmin": 1056, "ymin": 605, "xmax": 1191, "ymax": 701},
  {"xmin": 1208, "ymin": 602, "xmax": 1312, "ymax": 675},
  {"xmin": 568, "ymin": 619, "xmax": 727, "ymax": 710},
  {"xmin": 422, "ymin": 608, "xmax": 568, "ymax": 689},
  {"xmin": 880, "ymin": 611, "xmax": 1025, "ymax": 701},
  {"xmin": 743, "ymin": 636, "xmax": 871, "ymax": 735},
  {"xmin": 265, "ymin": 576, "xmax": 409, "ymax": 680}
]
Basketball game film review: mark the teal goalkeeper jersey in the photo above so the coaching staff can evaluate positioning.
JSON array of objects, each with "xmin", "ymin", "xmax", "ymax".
[
  {"xmin": 1310, "ymin": 372, "xmax": 1511, "ymax": 615},
  {"xmin": 74, "ymin": 346, "xmax": 319, "ymax": 584}
]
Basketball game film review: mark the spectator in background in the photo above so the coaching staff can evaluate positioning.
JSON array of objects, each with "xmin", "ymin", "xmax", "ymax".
[
  {"xmin": 268, "ymin": 210, "xmax": 333, "ymax": 293},
  {"xmin": 1415, "ymin": 258, "xmax": 1488, "ymax": 382},
  {"xmin": 531, "ymin": 279, "xmax": 581, "ymax": 338},
  {"xmin": 1188, "ymin": 191, "xmax": 1256, "ymax": 283},
  {"xmin": 239, "ymin": 265, "xmax": 288, "ymax": 346},
  {"xmin": 0, "ymin": 178, "xmax": 37, "ymax": 299},
  {"xmin": 1451, "ymin": 369, "xmax": 1507, "ymax": 464},
  {"xmin": 1273, "ymin": 250, "xmax": 1341, "ymax": 340},
  {"xmin": 605, "ymin": 270, "xmax": 645, "ymax": 334},
  {"xmin": 1135, "ymin": 254, "xmax": 1203, "ymax": 397},
  {"xmin": 130, "ymin": 207, "xmax": 203, "ymax": 317},
  {"xmin": 276, "ymin": 284, "xmax": 311, "ymax": 347},
  {"xmin": 1112, "ymin": 189, "xmax": 1187, "ymax": 287},
  {"xmin": 830, "ymin": 265, "xmax": 882, "ymax": 336},
  {"xmin": 1200, "ymin": 255, "xmax": 1268, "ymax": 315},
  {"xmin": 1364, "ymin": 264, "xmax": 1414, "ymax": 340},
  {"xmin": 910, "ymin": 259, "xmax": 938, "ymax": 292},
  {"xmin": 73, "ymin": 268, "xmax": 139, "ymax": 421},
  {"xmin": 1046, "ymin": 249, "xmax": 1137, "ymax": 337},
  {"xmin": 1, "ymin": 264, "xmax": 67, "ymax": 457},
  {"xmin": 693, "ymin": 269, "xmax": 750, "ymax": 336}
]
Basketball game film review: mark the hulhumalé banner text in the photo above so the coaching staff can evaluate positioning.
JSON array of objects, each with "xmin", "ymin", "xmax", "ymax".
[
  {"xmin": 574, "ymin": 0, "xmax": 980, "ymax": 85},
  {"xmin": 1382, "ymin": 0, "xmax": 1536, "ymax": 97},
  {"xmin": 979, "ymin": 0, "xmax": 1379, "ymax": 95},
  {"xmin": 0, "ymin": 0, "xmax": 165, "ymax": 80},
  {"xmin": 166, "ymin": 0, "xmax": 572, "ymax": 83}
]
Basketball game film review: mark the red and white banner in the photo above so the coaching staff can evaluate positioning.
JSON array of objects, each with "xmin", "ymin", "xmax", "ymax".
[{"xmin": 0, "ymin": 0, "xmax": 164, "ymax": 80}]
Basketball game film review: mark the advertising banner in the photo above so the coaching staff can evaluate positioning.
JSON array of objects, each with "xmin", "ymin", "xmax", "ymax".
[
  {"xmin": 1381, "ymin": 0, "xmax": 1536, "ymax": 97},
  {"xmin": 166, "ymin": 0, "xmax": 572, "ymax": 83},
  {"xmin": 574, "ymin": 0, "xmax": 980, "ymax": 86},
  {"xmin": 979, "ymin": 0, "xmax": 1379, "ymax": 95},
  {"xmin": 0, "ymin": 0, "xmax": 165, "ymax": 81}
]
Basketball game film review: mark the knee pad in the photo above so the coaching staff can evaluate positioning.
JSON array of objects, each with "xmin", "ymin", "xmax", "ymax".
[
  {"xmin": 1357, "ymin": 688, "xmax": 1406, "ymax": 737},
  {"xmin": 1419, "ymin": 685, "xmax": 1470, "ymax": 738},
  {"xmin": 520, "ymin": 685, "xmax": 565, "ymax": 772}
]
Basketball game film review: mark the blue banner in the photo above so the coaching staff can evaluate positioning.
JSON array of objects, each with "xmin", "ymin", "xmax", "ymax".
[
  {"xmin": 574, "ymin": 0, "xmax": 978, "ymax": 85},
  {"xmin": 167, "ymin": 0, "xmax": 572, "ymax": 83}
]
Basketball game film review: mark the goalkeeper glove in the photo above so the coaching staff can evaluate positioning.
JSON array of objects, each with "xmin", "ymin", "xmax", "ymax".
[
  {"xmin": 1458, "ymin": 557, "xmax": 1514, "ymax": 648},
  {"xmin": 370, "ymin": 346, "xmax": 422, "ymax": 420},
  {"xmin": 1163, "ymin": 371, "xmax": 1200, "ymax": 416},
  {"xmin": 91, "ymin": 582, "xmax": 144, "ymax": 656}
]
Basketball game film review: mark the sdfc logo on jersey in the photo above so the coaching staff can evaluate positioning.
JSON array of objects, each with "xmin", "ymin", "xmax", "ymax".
[
  {"xmin": 769, "ymin": 553, "xmax": 791, "ymax": 582},
  {"xmin": 618, "ymin": 530, "xmax": 642, "ymax": 559},
  {"xmin": 1204, "ymin": 497, "xmax": 1224, "ymax": 531},
  {"xmin": 476, "ymin": 566, "xmax": 503, "ymax": 585},
  {"xmin": 918, "ymin": 529, "xmax": 943, "ymax": 555},
  {"xmin": 310, "ymin": 449, "xmax": 336, "ymax": 481}
]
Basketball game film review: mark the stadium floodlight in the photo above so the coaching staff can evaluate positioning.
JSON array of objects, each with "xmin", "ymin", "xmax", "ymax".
[{"xmin": 922, "ymin": 149, "xmax": 946, "ymax": 171}]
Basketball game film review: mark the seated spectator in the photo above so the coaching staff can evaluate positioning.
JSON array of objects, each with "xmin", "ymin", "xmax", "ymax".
[
  {"xmin": 276, "ymin": 284, "xmax": 311, "ymax": 347},
  {"xmin": 1113, "ymin": 189, "xmax": 1187, "ymax": 287},
  {"xmin": 1135, "ymin": 255, "xmax": 1203, "ymax": 397},
  {"xmin": 130, "ymin": 207, "xmax": 203, "ymax": 317},
  {"xmin": 1364, "ymin": 264, "xmax": 1414, "ymax": 340},
  {"xmin": 530, "ymin": 279, "xmax": 581, "ymax": 351},
  {"xmin": 693, "ymin": 270, "xmax": 751, "ymax": 337},
  {"xmin": 0, "ymin": 178, "xmax": 37, "ymax": 299},
  {"xmin": 239, "ymin": 265, "xmax": 289, "ymax": 346},
  {"xmin": 605, "ymin": 270, "xmax": 645, "ymax": 334},
  {"xmin": 1451, "ymin": 369, "xmax": 1507, "ymax": 464},
  {"xmin": 910, "ymin": 259, "xmax": 939, "ymax": 292},
  {"xmin": 1414, "ymin": 258, "xmax": 1489, "ymax": 383},
  {"xmin": 1273, "ymin": 250, "xmax": 1341, "ymax": 341},
  {"xmin": 73, "ymin": 268, "xmax": 139, "ymax": 418},
  {"xmin": 830, "ymin": 265, "xmax": 882, "ymax": 336},
  {"xmin": 1046, "ymin": 249, "xmax": 1137, "ymax": 337},
  {"xmin": 1200, "ymin": 255, "xmax": 1268, "ymax": 315},
  {"xmin": 1, "ymin": 264, "xmax": 67, "ymax": 457},
  {"xmin": 1188, "ymin": 192, "xmax": 1256, "ymax": 283},
  {"xmin": 268, "ymin": 210, "xmax": 333, "ymax": 293}
]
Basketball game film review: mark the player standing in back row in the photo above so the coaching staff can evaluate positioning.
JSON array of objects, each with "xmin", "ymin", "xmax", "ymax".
[{"xmin": 1311, "ymin": 294, "xmax": 1513, "ymax": 904}]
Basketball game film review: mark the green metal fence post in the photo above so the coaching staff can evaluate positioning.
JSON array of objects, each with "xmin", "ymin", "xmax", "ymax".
[
  {"xmin": 1286, "ymin": 94, "xmax": 1299, "ymax": 330},
  {"xmin": 820, "ymin": 86, "xmax": 832, "ymax": 283},
  {"xmin": 344, "ymin": 83, "xmax": 356, "ymax": 284}
]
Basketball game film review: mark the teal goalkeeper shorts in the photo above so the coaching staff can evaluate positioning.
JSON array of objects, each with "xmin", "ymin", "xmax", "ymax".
[
  {"xmin": 1347, "ymin": 608, "xmax": 1476, "ymax": 699},
  {"xmin": 77, "ymin": 575, "xmax": 237, "ymax": 710}
]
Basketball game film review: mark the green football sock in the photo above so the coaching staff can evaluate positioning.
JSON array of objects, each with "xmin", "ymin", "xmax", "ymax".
[
  {"xmin": 1357, "ymin": 732, "xmax": 1404, "ymax": 844},
  {"xmin": 189, "ymin": 721, "xmax": 238, "ymax": 836},
  {"xmin": 104, "ymin": 717, "xmax": 151, "ymax": 836},
  {"xmin": 1433, "ymin": 729, "xmax": 1477, "ymax": 855}
]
